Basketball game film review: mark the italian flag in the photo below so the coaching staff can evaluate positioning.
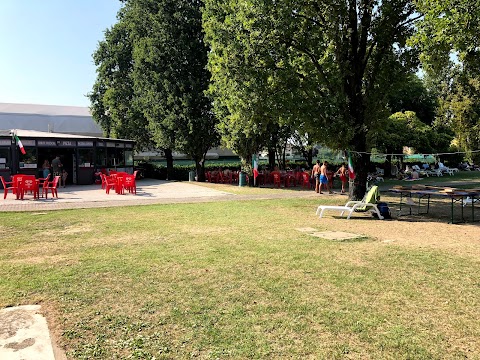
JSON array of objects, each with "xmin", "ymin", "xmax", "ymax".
[
  {"xmin": 348, "ymin": 152, "xmax": 355, "ymax": 180},
  {"xmin": 252, "ymin": 154, "xmax": 258, "ymax": 179},
  {"xmin": 15, "ymin": 135, "xmax": 26, "ymax": 155}
]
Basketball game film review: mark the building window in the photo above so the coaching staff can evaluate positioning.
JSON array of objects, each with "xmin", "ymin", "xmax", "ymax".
[
  {"xmin": 0, "ymin": 148, "xmax": 10, "ymax": 169},
  {"xmin": 19, "ymin": 148, "xmax": 37, "ymax": 169}
]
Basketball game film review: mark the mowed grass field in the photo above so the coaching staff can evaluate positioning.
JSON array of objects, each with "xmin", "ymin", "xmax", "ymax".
[{"xmin": 1, "ymin": 191, "xmax": 480, "ymax": 358}]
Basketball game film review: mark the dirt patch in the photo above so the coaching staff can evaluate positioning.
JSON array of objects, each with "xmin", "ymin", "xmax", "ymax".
[
  {"xmin": 316, "ymin": 216, "xmax": 480, "ymax": 260},
  {"xmin": 310, "ymin": 231, "xmax": 366, "ymax": 241}
]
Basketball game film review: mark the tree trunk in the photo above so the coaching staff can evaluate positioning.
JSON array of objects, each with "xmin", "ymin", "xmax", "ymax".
[
  {"xmin": 306, "ymin": 148, "xmax": 313, "ymax": 169},
  {"xmin": 195, "ymin": 160, "xmax": 205, "ymax": 182},
  {"xmin": 384, "ymin": 154, "xmax": 392, "ymax": 177},
  {"xmin": 349, "ymin": 123, "xmax": 369, "ymax": 200},
  {"xmin": 164, "ymin": 148, "xmax": 174, "ymax": 180},
  {"xmin": 268, "ymin": 148, "xmax": 276, "ymax": 169},
  {"xmin": 350, "ymin": 151, "xmax": 370, "ymax": 200}
]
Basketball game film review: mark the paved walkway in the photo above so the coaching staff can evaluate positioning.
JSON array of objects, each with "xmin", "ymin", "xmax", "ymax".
[{"xmin": 0, "ymin": 179, "xmax": 317, "ymax": 212}]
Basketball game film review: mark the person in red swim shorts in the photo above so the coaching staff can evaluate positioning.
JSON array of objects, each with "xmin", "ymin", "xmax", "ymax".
[{"xmin": 335, "ymin": 163, "xmax": 347, "ymax": 194}]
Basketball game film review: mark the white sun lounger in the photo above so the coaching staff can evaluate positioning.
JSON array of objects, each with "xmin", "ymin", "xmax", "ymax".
[{"xmin": 315, "ymin": 185, "xmax": 384, "ymax": 220}]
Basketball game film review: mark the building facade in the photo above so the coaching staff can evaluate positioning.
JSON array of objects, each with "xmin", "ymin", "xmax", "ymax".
[
  {"xmin": 0, "ymin": 103, "xmax": 135, "ymax": 184},
  {"xmin": 0, "ymin": 129, "xmax": 134, "ymax": 185}
]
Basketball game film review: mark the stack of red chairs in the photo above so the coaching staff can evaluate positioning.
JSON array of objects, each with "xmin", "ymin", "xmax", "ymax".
[
  {"xmin": 284, "ymin": 174, "xmax": 296, "ymax": 188},
  {"xmin": 223, "ymin": 171, "xmax": 233, "ymax": 184}
]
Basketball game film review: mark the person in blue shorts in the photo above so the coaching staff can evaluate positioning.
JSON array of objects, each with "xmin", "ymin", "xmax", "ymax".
[{"xmin": 319, "ymin": 161, "xmax": 333, "ymax": 194}]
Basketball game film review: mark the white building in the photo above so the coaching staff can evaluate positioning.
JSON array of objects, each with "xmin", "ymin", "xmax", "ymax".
[{"xmin": 0, "ymin": 102, "xmax": 103, "ymax": 136}]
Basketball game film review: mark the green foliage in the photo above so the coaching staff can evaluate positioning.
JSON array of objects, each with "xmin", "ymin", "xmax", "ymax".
[
  {"xmin": 90, "ymin": 0, "xmax": 219, "ymax": 178},
  {"xmin": 203, "ymin": 0, "xmax": 421, "ymax": 199},
  {"xmin": 137, "ymin": 161, "xmax": 243, "ymax": 181},
  {"xmin": 387, "ymin": 74, "xmax": 438, "ymax": 125},
  {"xmin": 129, "ymin": 0, "xmax": 219, "ymax": 165},
  {"xmin": 89, "ymin": 18, "xmax": 153, "ymax": 151},
  {"xmin": 412, "ymin": 0, "xmax": 480, "ymax": 156},
  {"xmin": 370, "ymin": 111, "xmax": 453, "ymax": 155}
]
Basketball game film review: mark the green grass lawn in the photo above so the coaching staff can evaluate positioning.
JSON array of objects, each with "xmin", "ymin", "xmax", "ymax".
[{"xmin": 1, "ymin": 199, "xmax": 479, "ymax": 359}]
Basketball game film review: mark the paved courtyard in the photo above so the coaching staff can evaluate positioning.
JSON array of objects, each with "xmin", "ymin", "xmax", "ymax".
[{"xmin": 0, "ymin": 179, "xmax": 238, "ymax": 212}]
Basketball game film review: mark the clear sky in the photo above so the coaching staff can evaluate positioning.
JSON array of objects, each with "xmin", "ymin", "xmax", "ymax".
[{"xmin": 0, "ymin": 0, "xmax": 122, "ymax": 107}]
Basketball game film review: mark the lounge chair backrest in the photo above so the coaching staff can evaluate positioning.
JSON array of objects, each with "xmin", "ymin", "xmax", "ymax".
[
  {"xmin": 365, "ymin": 185, "xmax": 380, "ymax": 203},
  {"xmin": 355, "ymin": 186, "xmax": 380, "ymax": 211}
]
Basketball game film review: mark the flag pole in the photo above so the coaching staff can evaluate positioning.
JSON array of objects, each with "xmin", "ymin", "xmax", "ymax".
[
  {"xmin": 253, "ymin": 154, "xmax": 256, "ymax": 187},
  {"xmin": 347, "ymin": 150, "xmax": 355, "ymax": 198}
]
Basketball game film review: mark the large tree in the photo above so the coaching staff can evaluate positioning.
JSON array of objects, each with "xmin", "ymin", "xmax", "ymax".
[
  {"xmin": 413, "ymin": 0, "xmax": 480, "ymax": 161},
  {"xmin": 204, "ymin": 0, "xmax": 420, "ymax": 199},
  {"xmin": 90, "ymin": 0, "xmax": 218, "ymax": 180},
  {"xmin": 89, "ymin": 17, "xmax": 153, "ymax": 151},
  {"xmin": 129, "ymin": 0, "xmax": 219, "ymax": 181}
]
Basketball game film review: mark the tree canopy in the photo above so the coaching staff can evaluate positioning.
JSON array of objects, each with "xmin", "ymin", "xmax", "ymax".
[
  {"xmin": 90, "ymin": 0, "xmax": 218, "ymax": 180},
  {"xmin": 203, "ymin": 0, "xmax": 421, "ymax": 198},
  {"xmin": 413, "ymin": 0, "xmax": 480, "ymax": 161},
  {"xmin": 89, "ymin": 0, "xmax": 479, "ymax": 194}
]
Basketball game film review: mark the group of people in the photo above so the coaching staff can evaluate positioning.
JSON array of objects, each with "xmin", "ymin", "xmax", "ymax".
[
  {"xmin": 41, "ymin": 155, "xmax": 67, "ymax": 187},
  {"xmin": 311, "ymin": 160, "xmax": 348, "ymax": 194}
]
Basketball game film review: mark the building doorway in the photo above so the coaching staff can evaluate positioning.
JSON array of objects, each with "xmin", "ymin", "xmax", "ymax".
[{"xmin": 37, "ymin": 148, "xmax": 76, "ymax": 185}]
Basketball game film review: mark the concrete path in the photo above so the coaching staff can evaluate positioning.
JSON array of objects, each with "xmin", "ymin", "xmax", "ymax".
[
  {"xmin": 0, "ymin": 305, "xmax": 57, "ymax": 360},
  {"xmin": 0, "ymin": 179, "xmax": 317, "ymax": 212}
]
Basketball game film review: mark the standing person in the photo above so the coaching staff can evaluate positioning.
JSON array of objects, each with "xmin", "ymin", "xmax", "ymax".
[
  {"xmin": 319, "ymin": 161, "xmax": 333, "ymax": 194},
  {"xmin": 42, "ymin": 159, "xmax": 50, "ymax": 179},
  {"xmin": 311, "ymin": 160, "xmax": 321, "ymax": 193},
  {"xmin": 51, "ymin": 155, "xmax": 63, "ymax": 185},
  {"xmin": 61, "ymin": 169, "xmax": 68, "ymax": 187},
  {"xmin": 335, "ymin": 163, "xmax": 347, "ymax": 194}
]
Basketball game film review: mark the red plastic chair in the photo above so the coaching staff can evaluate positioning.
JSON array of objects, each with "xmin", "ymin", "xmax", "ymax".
[
  {"xmin": 19, "ymin": 175, "xmax": 39, "ymax": 200},
  {"xmin": 210, "ymin": 171, "xmax": 219, "ymax": 183},
  {"xmin": 12, "ymin": 175, "xmax": 25, "ymax": 199},
  {"xmin": 42, "ymin": 176, "xmax": 60, "ymax": 199},
  {"xmin": 39, "ymin": 173, "xmax": 50, "ymax": 186},
  {"xmin": 261, "ymin": 171, "xmax": 271, "ymax": 185},
  {"xmin": 100, "ymin": 173, "xmax": 107, "ymax": 189},
  {"xmin": 272, "ymin": 172, "xmax": 282, "ymax": 188},
  {"xmin": 223, "ymin": 171, "xmax": 233, "ymax": 184},
  {"xmin": 1, "ymin": 176, "xmax": 17, "ymax": 199},
  {"xmin": 104, "ymin": 175, "xmax": 117, "ymax": 194},
  {"xmin": 284, "ymin": 174, "xmax": 296, "ymax": 188},
  {"xmin": 115, "ymin": 176, "xmax": 125, "ymax": 194},
  {"xmin": 301, "ymin": 172, "xmax": 312, "ymax": 189},
  {"xmin": 124, "ymin": 175, "xmax": 136, "ymax": 194},
  {"xmin": 218, "ymin": 171, "xmax": 225, "ymax": 184},
  {"xmin": 39, "ymin": 174, "xmax": 51, "ymax": 197}
]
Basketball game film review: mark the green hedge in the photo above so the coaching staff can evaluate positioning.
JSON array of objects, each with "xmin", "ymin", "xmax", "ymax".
[{"xmin": 136, "ymin": 161, "xmax": 243, "ymax": 181}]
